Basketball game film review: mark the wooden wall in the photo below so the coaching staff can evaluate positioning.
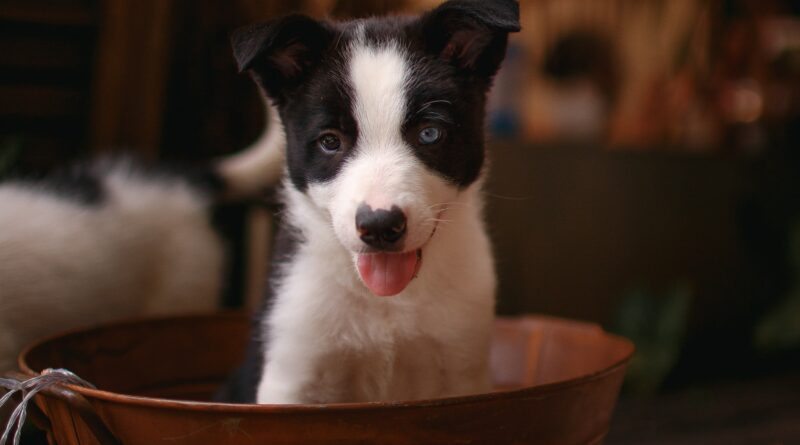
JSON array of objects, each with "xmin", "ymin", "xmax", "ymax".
[
  {"xmin": 487, "ymin": 142, "xmax": 799, "ymax": 384},
  {"xmin": 0, "ymin": 0, "xmax": 97, "ymax": 171}
]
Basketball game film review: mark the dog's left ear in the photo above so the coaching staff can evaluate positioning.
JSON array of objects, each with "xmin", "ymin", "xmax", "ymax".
[{"xmin": 421, "ymin": 0, "xmax": 520, "ymax": 79}]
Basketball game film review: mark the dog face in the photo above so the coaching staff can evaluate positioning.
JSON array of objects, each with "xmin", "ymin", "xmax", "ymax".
[{"xmin": 233, "ymin": 0, "xmax": 519, "ymax": 296}]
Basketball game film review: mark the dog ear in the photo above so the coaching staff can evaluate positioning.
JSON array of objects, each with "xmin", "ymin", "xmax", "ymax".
[
  {"xmin": 231, "ymin": 15, "xmax": 332, "ymax": 99},
  {"xmin": 421, "ymin": 0, "xmax": 520, "ymax": 78}
]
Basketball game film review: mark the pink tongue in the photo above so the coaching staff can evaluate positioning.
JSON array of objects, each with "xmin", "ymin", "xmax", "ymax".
[{"xmin": 357, "ymin": 251, "xmax": 419, "ymax": 296}]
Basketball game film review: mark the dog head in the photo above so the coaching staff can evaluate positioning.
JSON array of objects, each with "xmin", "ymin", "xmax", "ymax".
[{"xmin": 232, "ymin": 0, "xmax": 519, "ymax": 296}]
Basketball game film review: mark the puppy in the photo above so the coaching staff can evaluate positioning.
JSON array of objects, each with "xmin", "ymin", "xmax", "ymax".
[{"xmin": 217, "ymin": 0, "xmax": 520, "ymax": 404}]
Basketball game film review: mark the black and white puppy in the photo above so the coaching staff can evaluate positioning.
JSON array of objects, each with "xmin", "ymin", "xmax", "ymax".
[{"xmin": 218, "ymin": 0, "xmax": 520, "ymax": 404}]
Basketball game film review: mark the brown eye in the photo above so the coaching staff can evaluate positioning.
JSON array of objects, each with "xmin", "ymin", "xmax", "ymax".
[{"xmin": 318, "ymin": 133, "xmax": 341, "ymax": 153}]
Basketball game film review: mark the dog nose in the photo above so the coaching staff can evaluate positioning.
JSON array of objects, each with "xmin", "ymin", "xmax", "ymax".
[{"xmin": 356, "ymin": 204, "xmax": 407, "ymax": 249}]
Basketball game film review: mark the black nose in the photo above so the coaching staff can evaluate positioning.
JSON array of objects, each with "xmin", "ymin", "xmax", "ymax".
[{"xmin": 356, "ymin": 204, "xmax": 407, "ymax": 250}]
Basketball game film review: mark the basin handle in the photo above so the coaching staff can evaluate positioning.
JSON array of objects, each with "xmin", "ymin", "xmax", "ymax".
[{"xmin": 2, "ymin": 371, "xmax": 122, "ymax": 445}]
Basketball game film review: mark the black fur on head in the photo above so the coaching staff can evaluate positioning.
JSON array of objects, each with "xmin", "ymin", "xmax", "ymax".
[
  {"xmin": 231, "ymin": 1, "xmax": 519, "ymax": 100},
  {"xmin": 230, "ymin": 0, "xmax": 520, "ymax": 191}
]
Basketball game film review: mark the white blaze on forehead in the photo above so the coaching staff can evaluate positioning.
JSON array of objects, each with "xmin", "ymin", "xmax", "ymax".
[{"xmin": 348, "ymin": 41, "xmax": 409, "ymax": 150}]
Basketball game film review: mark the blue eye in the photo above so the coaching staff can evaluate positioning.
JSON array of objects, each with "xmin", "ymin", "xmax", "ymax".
[{"xmin": 418, "ymin": 126, "xmax": 442, "ymax": 145}]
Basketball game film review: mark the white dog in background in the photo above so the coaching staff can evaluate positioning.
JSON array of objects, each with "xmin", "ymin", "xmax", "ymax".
[
  {"xmin": 0, "ymin": 161, "xmax": 226, "ymax": 371},
  {"xmin": 0, "ymin": 91, "xmax": 290, "ymax": 373}
]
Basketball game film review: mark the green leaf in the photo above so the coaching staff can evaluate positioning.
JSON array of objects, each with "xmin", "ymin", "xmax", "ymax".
[
  {"xmin": 754, "ymin": 222, "xmax": 800, "ymax": 352},
  {"xmin": 610, "ymin": 282, "xmax": 692, "ymax": 394}
]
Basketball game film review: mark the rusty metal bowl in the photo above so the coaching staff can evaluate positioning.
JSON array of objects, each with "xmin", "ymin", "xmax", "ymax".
[{"xmin": 16, "ymin": 313, "xmax": 633, "ymax": 445}]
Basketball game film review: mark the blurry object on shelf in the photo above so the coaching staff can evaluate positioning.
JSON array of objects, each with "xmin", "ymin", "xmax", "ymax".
[
  {"xmin": 611, "ymin": 283, "xmax": 693, "ymax": 395},
  {"xmin": 506, "ymin": 0, "xmax": 800, "ymax": 153},
  {"xmin": 720, "ymin": 78, "xmax": 763, "ymax": 125},
  {"xmin": 516, "ymin": 0, "xmax": 717, "ymax": 150},
  {"xmin": 718, "ymin": 78, "xmax": 768, "ymax": 154},
  {"xmin": 755, "ymin": 221, "xmax": 800, "ymax": 353},
  {"xmin": 761, "ymin": 17, "xmax": 800, "ymax": 150},
  {"xmin": 540, "ymin": 30, "xmax": 618, "ymax": 143},
  {"xmin": 488, "ymin": 43, "xmax": 526, "ymax": 139}
]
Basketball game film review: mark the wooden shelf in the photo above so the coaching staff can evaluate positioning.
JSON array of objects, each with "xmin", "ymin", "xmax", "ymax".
[{"xmin": 0, "ymin": 4, "xmax": 95, "ymax": 27}]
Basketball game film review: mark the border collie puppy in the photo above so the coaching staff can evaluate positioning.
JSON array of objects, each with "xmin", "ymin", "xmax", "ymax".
[{"xmin": 217, "ymin": 0, "xmax": 520, "ymax": 404}]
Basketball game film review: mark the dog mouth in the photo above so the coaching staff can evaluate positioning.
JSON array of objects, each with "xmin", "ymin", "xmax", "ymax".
[
  {"xmin": 356, "ymin": 249, "xmax": 422, "ymax": 297},
  {"xmin": 355, "ymin": 219, "xmax": 439, "ymax": 297}
]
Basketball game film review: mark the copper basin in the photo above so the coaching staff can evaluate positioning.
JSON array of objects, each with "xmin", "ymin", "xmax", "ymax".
[{"xmin": 17, "ymin": 313, "xmax": 633, "ymax": 445}]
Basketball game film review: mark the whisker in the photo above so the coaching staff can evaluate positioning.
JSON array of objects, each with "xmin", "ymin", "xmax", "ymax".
[{"xmin": 426, "ymin": 202, "xmax": 471, "ymax": 210}]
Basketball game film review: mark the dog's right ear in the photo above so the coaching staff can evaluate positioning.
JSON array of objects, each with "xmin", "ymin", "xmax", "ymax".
[{"xmin": 231, "ymin": 15, "xmax": 332, "ymax": 99}]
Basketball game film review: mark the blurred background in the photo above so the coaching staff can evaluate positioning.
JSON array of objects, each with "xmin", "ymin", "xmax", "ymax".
[{"xmin": 1, "ymin": 0, "xmax": 799, "ymax": 443}]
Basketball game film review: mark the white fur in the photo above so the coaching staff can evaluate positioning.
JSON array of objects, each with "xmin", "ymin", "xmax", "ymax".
[
  {"xmin": 0, "ymin": 161, "xmax": 224, "ymax": 371},
  {"xmin": 316, "ymin": 41, "xmax": 455, "ymax": 254},
  {"xmin": 256, "ymin": 42, "xmax": 495, "ymax": 404}
]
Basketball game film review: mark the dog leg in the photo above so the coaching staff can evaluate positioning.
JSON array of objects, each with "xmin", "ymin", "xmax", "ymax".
[{"xmin": 256, "ymin": 339, "xmax": 354, "ymax": 404}]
